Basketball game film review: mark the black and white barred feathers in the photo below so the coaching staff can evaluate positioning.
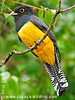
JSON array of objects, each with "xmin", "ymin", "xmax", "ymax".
[{"xmin": 44, "ymin": 57, "xmax": 68, "ymax": 97}]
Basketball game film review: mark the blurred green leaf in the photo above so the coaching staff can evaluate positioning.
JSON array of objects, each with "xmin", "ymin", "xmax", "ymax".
[
  {"xmin": 4, "ymin": 14, "xmax": 15, "ymax": 29},
  {"xmin": 1, "ymin": 5, "xmax": 7, "ymax": 12},
  {"xmin": 4, "ymin": 13, "xmax": 10, "ymax": 18},
  {"xmin": 1, "ymin": 72, "xmax": 10, "ymax": 83},
  {"xmin": 49, "ymin": 0, "xmax": 58, "ymax": 7},
  {"xmin": 38, "ymin": 10, "xmax": 44, "ymax": 20},
  {"xmin": 2, "ymin": 0, "xmax": 6, "ymax": 4},
  {"xmin": 44, "ymin": 11, "xmax": 54, "ymax": 26},
  {"xmin": 12, "ymin": 76, "xmax": 18, "ymax": 83}
]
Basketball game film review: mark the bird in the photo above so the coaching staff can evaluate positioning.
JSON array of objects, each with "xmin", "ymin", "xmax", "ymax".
[{"xmin": 10, "ymin": 5, "xmax": 68, "ymax": 96}]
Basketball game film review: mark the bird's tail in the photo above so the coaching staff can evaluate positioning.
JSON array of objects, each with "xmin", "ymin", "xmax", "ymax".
[{"xmin": 44, "ymin": 57, "xmax": 68, "ymax": 97}]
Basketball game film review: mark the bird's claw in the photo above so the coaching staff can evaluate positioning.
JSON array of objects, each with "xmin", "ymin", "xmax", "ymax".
[{"xmin": 34, "ymin": 39, "xmax": 41, "ymax": 45}]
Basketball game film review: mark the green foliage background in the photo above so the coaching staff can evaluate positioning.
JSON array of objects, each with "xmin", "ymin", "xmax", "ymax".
[{"xmin": 0, "ymin": 0, "xmax": 75, "ymax": 100}]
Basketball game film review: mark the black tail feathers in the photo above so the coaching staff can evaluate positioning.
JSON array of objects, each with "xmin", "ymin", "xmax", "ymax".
[{"xmin": 44, "ymin": 58, "xmax": 68, "ymax": 97}]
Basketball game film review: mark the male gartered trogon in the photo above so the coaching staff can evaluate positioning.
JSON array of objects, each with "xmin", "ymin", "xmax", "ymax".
[{"xmin": 10, "ymin": 5, "xmax": 68, "ymax": 96}]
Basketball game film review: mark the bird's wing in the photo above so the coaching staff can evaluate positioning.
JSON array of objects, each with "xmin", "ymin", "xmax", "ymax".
[{"xmin": 30, "ymin": 15, "xmax": 61, "ymax": 62}]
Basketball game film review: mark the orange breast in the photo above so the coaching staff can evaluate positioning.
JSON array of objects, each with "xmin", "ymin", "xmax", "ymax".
[{"xmin": 18, "ymin": 21, "xmax": 55, "ymax": 66}]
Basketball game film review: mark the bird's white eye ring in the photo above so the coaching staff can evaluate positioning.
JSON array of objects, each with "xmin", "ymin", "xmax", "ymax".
[{"xmin": 19, "ymin": 8, "xmax": 25, "ymax": 13}]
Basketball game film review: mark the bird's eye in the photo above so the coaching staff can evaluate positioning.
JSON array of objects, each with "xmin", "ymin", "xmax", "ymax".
[{"xmin": 19, "ymin": 8, "xmax": 25, "ymax": 13}]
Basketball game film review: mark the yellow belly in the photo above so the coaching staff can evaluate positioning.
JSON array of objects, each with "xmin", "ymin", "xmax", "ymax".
[{"xmin": 18, "ymin": 21, "xmax": 55, "ymax": 65}]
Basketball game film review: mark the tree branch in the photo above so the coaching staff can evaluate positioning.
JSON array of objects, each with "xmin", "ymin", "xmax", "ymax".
[
  {"xmin": 7, "ymin": 0, "xmax": 52, "ymax": 13},
  {"xmin": 60, "ymin": 5, "xmax": 75, "ymax": 12},
  {"xmin": 0, "ymin": 0, "xmax": 75, "ymax": 67},
  {"xmin": 59, "ymin": 0, "xmax": 61, "ymax": 11}
]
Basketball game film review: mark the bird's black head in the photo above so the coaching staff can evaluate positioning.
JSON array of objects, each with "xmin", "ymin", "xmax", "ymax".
[
  {"xmin": 10, "ymin": 5, "xmax": 34, "ymax": 32},
  {"xmin": 10, "ymin": 5, "xmax": 34, "ymax": 16}
]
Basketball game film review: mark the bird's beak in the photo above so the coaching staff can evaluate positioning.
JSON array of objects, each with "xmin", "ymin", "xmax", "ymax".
[{"xmin": 10, "ymin": 11, "xmax": 18, "ymax": 16}]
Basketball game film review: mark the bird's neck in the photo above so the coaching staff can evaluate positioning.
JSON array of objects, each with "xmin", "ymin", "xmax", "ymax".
[{"xmin": 15, "ymin": 15, "xmax": 30, "ymax": 32}]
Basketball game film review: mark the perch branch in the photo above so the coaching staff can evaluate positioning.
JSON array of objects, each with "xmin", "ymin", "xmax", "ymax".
[{"xmin": 0, "ymin": 0, "xmax": 75, "ymax": 67}]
